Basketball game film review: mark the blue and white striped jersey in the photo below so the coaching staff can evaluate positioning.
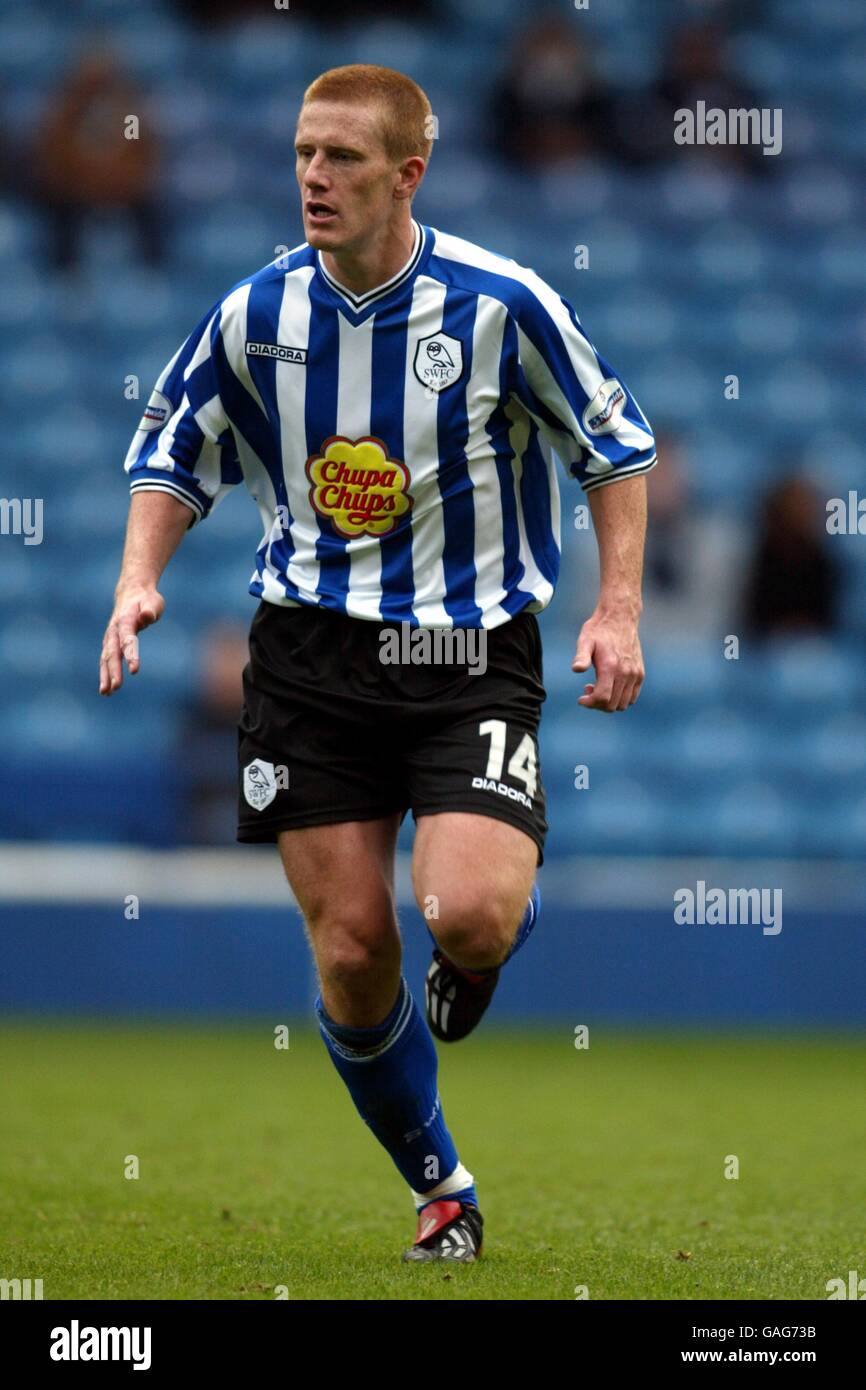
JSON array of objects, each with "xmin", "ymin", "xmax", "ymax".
[{"xmin": 125, "ymin": 220, "xmax": 655, "ymax": 628}]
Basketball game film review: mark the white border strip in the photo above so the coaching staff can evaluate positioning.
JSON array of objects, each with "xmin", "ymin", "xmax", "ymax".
[{"xmin": 0, "ymin": 846, "xmax": 863, "ymax": 912}]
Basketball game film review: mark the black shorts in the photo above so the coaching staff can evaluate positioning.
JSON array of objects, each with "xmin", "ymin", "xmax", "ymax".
[{"xmin": 236, "ymin": 600, "xmax": 548, "ymax": 864}]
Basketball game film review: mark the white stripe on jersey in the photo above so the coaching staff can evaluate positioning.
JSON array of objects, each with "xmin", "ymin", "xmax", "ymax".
[
  {"xmin": 401, "ymin": 274, "xmax": 451, "ymax": 627},
  {"xmin": 273, "ymin": 268, "xmax": 321, "ymax": 604},
  {"xmin": 465, "ymin": 294, "xmax": 513, "ymax": 629},
  {"xmin": 336, "ymin": 311, "xmax": 381, "ymax": 620}
]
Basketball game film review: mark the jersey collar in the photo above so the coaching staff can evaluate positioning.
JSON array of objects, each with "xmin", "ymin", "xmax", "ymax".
[{"xmin": 316, "ymin": 220, "xmax": 426, "ymax": 313}]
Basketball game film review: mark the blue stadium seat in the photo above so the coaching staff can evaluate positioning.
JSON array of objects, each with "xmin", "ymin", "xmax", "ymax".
[
  {"xmin": 555, "ymin": 775, "xmax": 669, "ymax": 855},
  {"xmin": 705, "ymin": 781, "xmax": 796, "ymax": 858},
  {"xmin": 746, "ymin": 640, "xmax": 863, "ymax": 715},
  {"xmin": 636, "ymin": 641, "xmax": 727, "ymax": 708}
]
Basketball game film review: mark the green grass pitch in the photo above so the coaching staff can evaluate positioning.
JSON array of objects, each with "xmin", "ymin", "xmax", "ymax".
[{"xmin": 1, "ymin": 1023, "xmax": 863, "ymax": 1300}]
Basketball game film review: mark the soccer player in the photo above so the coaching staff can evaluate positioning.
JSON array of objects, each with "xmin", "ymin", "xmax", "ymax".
[{"xmin": 100, "ymin": 65, "xmax": 655, "ymax": 1263}]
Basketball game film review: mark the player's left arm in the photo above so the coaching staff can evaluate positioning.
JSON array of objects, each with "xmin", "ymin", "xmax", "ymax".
[
  {"xmin": 510, "ymin": 276, "xmax": 657, "ymax": 712},
  {"xmin": 573, "ymin": 475, "xmax": 647, "ymax": 713}
]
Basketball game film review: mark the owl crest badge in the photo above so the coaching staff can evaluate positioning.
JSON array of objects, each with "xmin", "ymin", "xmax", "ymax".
[{"xmin": 413, "ymin": 332, "xmax": 464, "ymax": 393}]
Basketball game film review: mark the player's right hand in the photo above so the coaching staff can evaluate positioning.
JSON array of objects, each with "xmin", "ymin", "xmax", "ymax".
[{"xmin": 99, "ymin": 587, "xmax": 165, "ymax": 695}]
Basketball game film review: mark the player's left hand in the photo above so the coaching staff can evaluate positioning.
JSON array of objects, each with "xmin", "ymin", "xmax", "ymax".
[{"xmin": 572, "ymin": 610, "xmax": 644, "ymax": 712}]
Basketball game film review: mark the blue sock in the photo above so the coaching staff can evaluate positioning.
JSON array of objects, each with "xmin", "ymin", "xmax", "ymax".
[
  {"xmin": 316, "ymin": 978, "xmax": 477, "ymax": 1210},
  {"xmin": 426, "ymin": 883, "xmax": 541, "ymax": 975},
  {"xmin": 503, "ymin": 882, "xmax": 541, "ymax": 965}
]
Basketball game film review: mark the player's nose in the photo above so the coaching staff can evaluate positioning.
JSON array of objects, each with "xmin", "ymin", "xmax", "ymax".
[{"xmin": 303, "ymin": 152, "xmax": 330, "ymax": 187}]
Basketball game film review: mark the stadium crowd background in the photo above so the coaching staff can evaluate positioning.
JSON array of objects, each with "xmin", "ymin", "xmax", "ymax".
[{"xmin": 0, "ymin": 0, "xmax": 864, "ymax": 870}]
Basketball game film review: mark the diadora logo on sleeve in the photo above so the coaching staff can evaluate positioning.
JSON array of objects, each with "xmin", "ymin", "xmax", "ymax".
[
  {"xmin": 413, "ymin": 332, "xmax": 464, "ymax": 393},
  {"xmin": 245, "ymin": 341, "xmax": 308, "ymax": 363},
  {"xmin": 306, "ymin": 436, "xmax": 413, "ymax": 538},
  {"xmin": 138, "ymin": 389, "xmax": 173, "ymax": 432},
  {"xmin": 582, "ymin": 378, "xmax": 626, "ymax": 435}
]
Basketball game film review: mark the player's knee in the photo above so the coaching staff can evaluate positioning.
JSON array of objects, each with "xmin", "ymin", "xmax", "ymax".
[
  {"xmin": 433, "ymin": 895, "xmax": 516, "ymax": 970},
  {"xmin": 314, "ymin": 913, "xmax": 398, "ymax": 993}
]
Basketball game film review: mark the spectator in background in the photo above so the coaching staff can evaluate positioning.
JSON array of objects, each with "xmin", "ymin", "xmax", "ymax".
[
  {"xmin": 179, "ymin": 623, "xmax": 250, "ymax": 845},
  {"xmin": 491, "ymin": 15, "xmax": 622, "ymax": 170},
  {"xmin": 743, "ymin": 477, "xmax": 840, "ymax": 636},
  {"xmin": 175, "ymin": 0, "xmax": 266, "ymax": 21},
  {"xmin": 645, "ymin": 429, "xmax": 690, "ymax": 597},
  {"xmin": 176, "ymin": 0, "xmax": 431, "ymax": 23},
  {"xmin": 637, "ymin": 429, "xmax": 753, "ymax": 645},
  {"xmin": 625, "ymin": 19, "xmax": 770, "ymax": 173},
  {"xmin": 0, "ymin": 84, "xmax": 18, "ymax": 196},
  {"xmin": 32, "ymin": 51, "xmax": 164, "ymax": 271}
]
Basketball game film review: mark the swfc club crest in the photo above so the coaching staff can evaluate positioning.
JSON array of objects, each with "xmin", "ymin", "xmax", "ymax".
[
  {"xmin": 413, "ymin": 332, "xmax": 464, "ymax": 393},
  {"xmin": 243, "ymin": 759, "xmax": 277, "ymax": 812}
]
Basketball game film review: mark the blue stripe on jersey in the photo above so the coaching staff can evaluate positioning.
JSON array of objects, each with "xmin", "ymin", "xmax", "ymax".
[
  {"xmin": 130, "ymin": 307, "xmax": 238, "ymax": 518},
  {"xmin": 133, "ymin": 312, "xmax": 218, "ymax": 475},
  {"xmin": 560, "ymin": 298, "xmax": 651, "ymax": 442},
  {"xmin": 244, "ymin": 276, "xmax": 291, "ymax": 511},
  {"xmin": 519, "ymin": 419, "xmax": 559, "ymax": 590},
  {"xmin": 218, "ymin": 431, "xmax": 243, "ymax": 485},
  {"xmin": 370, "ymin": 300, "xmax": 414, "ymax": 623},
  {"xmin": 510, "ymin": 356, "xmax": 580, "ymax": 449},
  {"xmin": 523, "ymin": 299, "xmax": 644, "ymax": 467},
  {"xmin": 210, "ymin": 305, "xmax": 279, "ymax": 484},
  {"xmin": 304, "ymin": 277, "xmax": 348, "ymax": 609},
  {"xmin": 438, "ymin": 288, "xmax": 482, "ymax": 628},
  {"xmin": 244, "ymin": 275, "xmax": 298, "ymax": 594},
  {"xmin": 485, "ymin": 312, "xmax": 535, "ymax": 618}
]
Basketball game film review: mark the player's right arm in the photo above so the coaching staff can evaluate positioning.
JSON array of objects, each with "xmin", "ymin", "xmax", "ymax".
[
  {"xmin": 100, "ymin": 298, "xmax": 242, "ymax": 695},
  {"xmin": 99, "ymin": 491, "xmax": 194, "ymax": 695}
]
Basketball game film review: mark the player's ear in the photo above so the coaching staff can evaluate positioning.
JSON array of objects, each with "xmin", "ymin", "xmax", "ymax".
[{"xmin": 395, "ymin": 155, "xmax": 425, "ymax": 201}]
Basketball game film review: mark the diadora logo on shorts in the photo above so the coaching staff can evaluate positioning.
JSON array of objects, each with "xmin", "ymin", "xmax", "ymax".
[
  {"xmin": 583, "ymin": 378, "xmax": 626, "ymax": 435},
  {"xmin": 138, "ymin": 389, "xmax": 172, "ymax": 432},
  {"xmin": 471, "ymin": 777, "xmax": 533, "ymax": 810},
  {"xmin": 413, "ymin": 332, "xmax": 464, "ymax": 393},
  {"xmin": 243, "ymin": 759, "xmax": 278, "ymax": 812},
  {"xmin": 245, "ymin": 341, "xmax": 308, "ymax": 363},
  {"xmin": 306, "ymin": 436, "xmax": 413, "ymax": 539}
]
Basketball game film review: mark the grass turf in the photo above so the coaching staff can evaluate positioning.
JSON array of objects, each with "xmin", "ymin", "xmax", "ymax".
[{"xmin": 0, "ymin": 1023, "xmax": 863, "ymax": 1301}]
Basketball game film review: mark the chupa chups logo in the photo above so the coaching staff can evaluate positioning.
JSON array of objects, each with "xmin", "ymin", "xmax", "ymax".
[{"xmin": 306, "ymin": 436, "xmax": 413, "ymax": 538}]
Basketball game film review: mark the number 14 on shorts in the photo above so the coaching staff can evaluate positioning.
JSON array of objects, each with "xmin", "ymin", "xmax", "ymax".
[{"xmin": 472, "ymin": 719, "xmax": 538, "ymax": 808}]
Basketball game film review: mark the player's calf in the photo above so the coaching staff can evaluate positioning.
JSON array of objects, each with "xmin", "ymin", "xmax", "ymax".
[{"xmin": 425, "ymin": 885, "xmax": 541, "ymax": 1043}]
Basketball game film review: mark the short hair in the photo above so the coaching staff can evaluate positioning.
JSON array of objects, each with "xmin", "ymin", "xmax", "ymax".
[{"xmin": 302, "ymin": 64, "xmax": 433, "ymax": 165}]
